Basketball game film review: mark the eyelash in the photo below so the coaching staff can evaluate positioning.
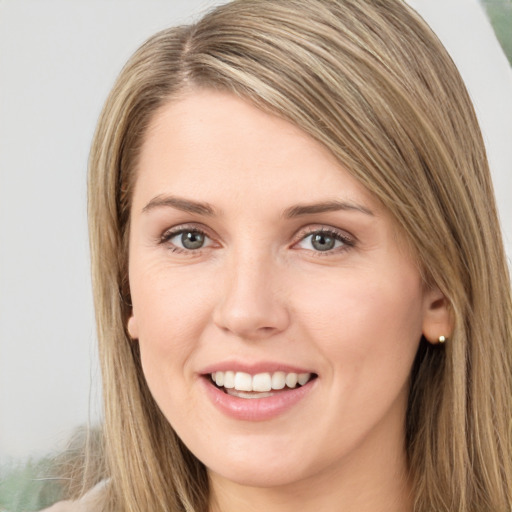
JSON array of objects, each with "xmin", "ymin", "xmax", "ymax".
[
  {"xmin": 293, "ymin": 227, "xmax": 355, "ymax": 255},
  {"xmin": 159, "ymin": 225, "xmax": 212, "ymax": 254},
  {"xmin": 158, "ymin": 225, "xmax": 356, "ymax": 255}
]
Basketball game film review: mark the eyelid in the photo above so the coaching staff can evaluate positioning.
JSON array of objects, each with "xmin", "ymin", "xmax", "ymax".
[
  {"xmin": 157, "ymin": 222, "xmax": 355, "ymax": 254},
  {"xmin": 292, "ymin": 225, "xmax": 357, "ymax": 251},
  {"xmin": 158, "ymin": 223, "xmax": 218, "ymax": 251}
]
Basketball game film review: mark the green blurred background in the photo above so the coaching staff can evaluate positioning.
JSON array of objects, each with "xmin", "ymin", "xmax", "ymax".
[
  {"xmin": 0, "ymin": 457, "xmax": 65, "ymax": 512},
  {"xmin": 481, "ymin": 0, "xmax": 512, "ymax": 65}
]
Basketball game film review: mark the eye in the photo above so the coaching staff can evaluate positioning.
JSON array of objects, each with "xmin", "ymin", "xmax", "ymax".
[
  {"xmin": 161, "ymin": 228, "xmax": 213, "ymax": 251},
  {"xmin": 295, "ymin": 229, "xmax": 353, "ymax": 253}
]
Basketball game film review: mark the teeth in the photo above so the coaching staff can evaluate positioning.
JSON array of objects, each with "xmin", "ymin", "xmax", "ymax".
[
  {"xmin": 210, "ymin": 371, "xmax": 313, "ymax": 392},
  {"xmin": 223, "ymin": 371, "xmax": 235, "ymax": 389},
  {"xmin": 234, "ymin": 372, "xmax": 252, "ymax": 391},
  {"xmin": 285, "ymin": 373, "xmax": 298, "ymax": 388},
  {"xmin": 271, "ymin": 371, "xmax": 286, "ymax": 390},
  {"xmin": 252, "ymin": 373, "xmax": 272, "ymax": 392},
  {"xmin": 226, "ymin": 390, "xmax": 274, "ymax": 399},
  {"xmin": 298, "ymin": 373, "xmax": 310, "ymax": 386}
]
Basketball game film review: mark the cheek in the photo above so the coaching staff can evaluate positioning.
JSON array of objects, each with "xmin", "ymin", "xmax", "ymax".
[
  {"xmin": 129, "ymin": 266, "xmax": 213, "ymax": 403},
  {"xmin": 287, "ymin": 267, "xmax": 424, "ymax": 451},
  {"xmin": 293, "ymin": 266, "xmax": 424, "ymax": 374},
  {"xmin": 134, "ymin": 295, "xmax": 206, "ymax": 427},
  {"xmin": 129, "ymin": 260, "xmax": 229, "ymax": 420},
  {"xmin": 131, "ymin": 263, "xmax": 214, "ymax": 346}
]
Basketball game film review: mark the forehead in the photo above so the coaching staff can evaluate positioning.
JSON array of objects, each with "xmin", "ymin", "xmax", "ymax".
[{"xmin": 133, "ymin": 89, "xmax": 380, "ymax": 217}]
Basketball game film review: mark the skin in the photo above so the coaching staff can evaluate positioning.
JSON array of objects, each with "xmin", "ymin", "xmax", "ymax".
[{"xmin": 127, "ymin": 89, "xmax": 451, "ymax": 512}]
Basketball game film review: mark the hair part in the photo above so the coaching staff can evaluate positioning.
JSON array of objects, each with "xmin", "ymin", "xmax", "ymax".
[{"xmin": 88, "ymin": 1, "xmax": 512, "ymax": 510}]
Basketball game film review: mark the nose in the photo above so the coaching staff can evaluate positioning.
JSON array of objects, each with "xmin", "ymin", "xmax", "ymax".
[{"xmin": 213, "ymin": 249, "xmax": 290, "ymax": 340}]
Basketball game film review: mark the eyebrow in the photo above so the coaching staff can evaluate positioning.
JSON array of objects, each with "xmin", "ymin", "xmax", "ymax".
[
  {"xmin": 142, "ymin": 195, "xmax": 216, "ymax": 216},
  {"xmin": 283, "ymin": 200, "xmax": 374, "ymax": 218},
  {"xmin": 141, "ymin": 195, "xmax": 374, "ymax": 218}
]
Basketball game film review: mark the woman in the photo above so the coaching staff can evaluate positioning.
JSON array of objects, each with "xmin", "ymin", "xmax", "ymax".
[{"xmin": 49, "ymin": 0, "xmax": 512, "ymax": 510}]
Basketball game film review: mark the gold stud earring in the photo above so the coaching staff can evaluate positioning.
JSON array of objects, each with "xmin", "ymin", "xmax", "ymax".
[{"xmin": 438, "ymin": 335, "xmax": 447, "ymax": 343}]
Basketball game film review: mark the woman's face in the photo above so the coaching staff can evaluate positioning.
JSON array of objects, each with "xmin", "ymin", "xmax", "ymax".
[{"xmin": 127, "ymin": 90, "xmax": 445, "ymax": 491}]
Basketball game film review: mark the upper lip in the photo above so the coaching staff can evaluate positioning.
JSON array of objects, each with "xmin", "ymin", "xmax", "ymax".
[{"xmin": 200, "ymin": 360, "xmax": 316, "ymax": 376}]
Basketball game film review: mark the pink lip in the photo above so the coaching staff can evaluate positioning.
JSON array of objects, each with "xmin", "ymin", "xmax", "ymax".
[
  {"xmin": 200, "ymin": 374, "xmax": 317, "ymax": 422},
  {"xmin": 200, "ymin": 360, "xmax": 314, "ymax": 375}
]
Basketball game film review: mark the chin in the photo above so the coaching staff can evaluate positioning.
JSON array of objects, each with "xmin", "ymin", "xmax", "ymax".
[
  {"xmin": 208, "ymin": 460, "xmax": 310, "ymax": 489},
  {"xmin": 198, "ymin": 435, "xmax": 330, "ymax": 490}
]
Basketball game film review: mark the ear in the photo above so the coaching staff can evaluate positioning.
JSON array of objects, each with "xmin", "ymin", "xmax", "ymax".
[
  {"xmin": 127, "ymin": 313, "xmax": 139, "ymax": 340},
  {"xmin": 422, "ymin": 286, "xmax": 453, "ymax": 345}
]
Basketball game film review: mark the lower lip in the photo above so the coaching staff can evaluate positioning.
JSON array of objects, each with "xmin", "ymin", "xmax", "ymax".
[{"xmin": 201, "ymin": 377, "xmax": 316, "ymax": 421}]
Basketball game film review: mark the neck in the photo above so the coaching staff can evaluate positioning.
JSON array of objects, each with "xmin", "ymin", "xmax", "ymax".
[
  {"xmin": 208, "ymin": 405, "xmax": 413, "ymax": 512},
  {"xmin": 209, "ymin": 467, "xmax": 412, "ymax": 512}
]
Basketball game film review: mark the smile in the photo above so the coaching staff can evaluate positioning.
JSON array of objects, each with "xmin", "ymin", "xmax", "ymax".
[
  {"xmin": 211, "ymin": 371, "xmax": 315, "ymax": 397},
  {"xmin": 202, "ymin": 369, "xmax": 318, "ymax": 421}
]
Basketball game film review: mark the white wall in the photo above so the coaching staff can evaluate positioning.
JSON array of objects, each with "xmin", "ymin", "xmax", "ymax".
[{"xmin": 1, "ymin": 0, "xmax": 510, "ymax": 461}]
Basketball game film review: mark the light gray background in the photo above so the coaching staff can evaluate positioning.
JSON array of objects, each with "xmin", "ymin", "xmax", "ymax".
[{"xmin": 1, "ymin": 0, "xmax": 511, "ymax": 461}]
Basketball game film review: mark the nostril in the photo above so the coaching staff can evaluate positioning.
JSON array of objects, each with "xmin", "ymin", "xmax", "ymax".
[{"xmin": 212, "ymin": 277, "xmax": 290, "ymax": 338}]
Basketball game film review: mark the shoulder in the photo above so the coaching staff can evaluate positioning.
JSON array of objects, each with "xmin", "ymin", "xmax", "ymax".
[
  {"xmin": 39, "ymin": 501, "xmax": 77, "ymax": 512},
  {"xmin": 39, "ymin": 481, "xmax": 107, "ymax": 512}
]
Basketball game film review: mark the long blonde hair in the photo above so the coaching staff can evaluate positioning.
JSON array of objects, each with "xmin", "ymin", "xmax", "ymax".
[{"xmin": 88, "ymin": 1, "xmax": 512, "ymax": 510}]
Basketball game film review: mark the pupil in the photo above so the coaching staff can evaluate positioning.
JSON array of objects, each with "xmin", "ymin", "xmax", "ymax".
[
  {"xmin": 181, "ymin": 231, "xmax": 204, "ymax": 250},
  {"xmin": 312, "ymin": 233, "xmax": 335, "ymax": 251}
]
